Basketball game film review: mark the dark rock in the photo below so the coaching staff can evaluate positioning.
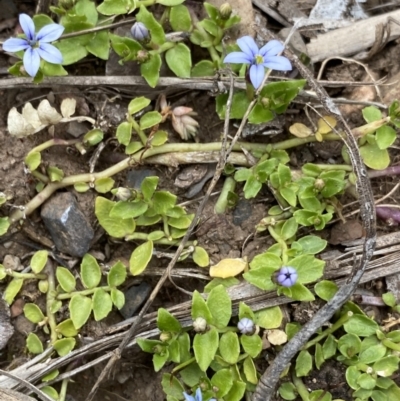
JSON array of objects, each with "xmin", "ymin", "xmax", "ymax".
[
  {"xmin": 233, "ymin": 199, "xmax": 252, "ymax": 226},
  {"xmin": 0, "ymin": 298, "xmax": 14, "ymax": 350},
  {"xmin": 41, "ymin": 192, "xmax": 94, "ymax": 257},
  {"xmin": 119, "ymin": 282, "xmax": 151, "ymax": 319},
  {"xmin": 126, "ymin": 169, "xmax": 157, "ymax": 190}
]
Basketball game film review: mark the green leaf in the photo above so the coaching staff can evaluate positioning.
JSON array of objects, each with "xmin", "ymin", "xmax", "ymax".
[
  {"xmin": 286, "ymin": 282, "xmax": 315, "ymax": 301},
  {"xmin": 57, "ymin": 39, "xmax": 88, "ymax": 65},
  {"xmin": 53, "ymin": 337, "xmax": 76, "ymax": 356},
  {"xmin": 95, "ymin": 196, "xmax": 135, "ymax": 238},
  {"xmin": 152, "ymin": 191, "xmax": 177, "ymax": 214},
  {"xmin": 255, "ymin": 306, "xmax": 283, "ymax": 329},
  {"xmin": 294, "ymin": 235, "xmax": 327, "ymax": 255},
  {"xmin": 4, "ymin": 278, "xmax": 23, "ymax": 305},
  {"xmin": 141, "ymin": 54, "xmax": 161, "ymax": 88},
  {"xmin": 157, "ymin": 308, "xmax": 182, "ymax": 332},
  {"xmin": 116, "ymin": 122, "xmax": 132, "ymax": 146},
  {"xmin": 193, "ymin": 327, "xmax": 219, "ymax": 371},
  {"xmin": 166, "ymin": 43, "xmax": 192, "ymax": 78},
  {"xmin": 74, "ymin": 182, "xmax": 90, "ymax": 192},
  {"xmin": 280, "ymin": 187, "xmax": 297, "ymax": 207},
  {"xmin": 382, "ymin": 292, "xmax": 396, "ymax": 308},
  {"xmin": 224, "ymin": 381, "xmax": 246, "ymax": 401},
  {"xmin": 136, "ymin": 5, "xmax": 165, "ymax": 45},
  {"xmin": 338, "ymin": 333, "xmax": 361, "ymax": 358},
  {"xmin": 161, "ymin": 373, "xmax": 185, "ymax": 400},
  {"xmin": 191, "ymin": 290, "xmax": 213, "ymax": 323},
  {"xmin": 295, "ymin": 350, "xmax": 313, "ymax": 376},
  {"xmin": 128, "ymin": 96, "xmax": 151, "ymax": 115},
  {"xmin": 278, "ymin": 382, "xmax": 297, "ymax": 400},
  {"xmin": 24, "ymin": 303, "xmax": 45, "ymax": 323},
  {"xmin": 56, "ymin": 266, "xmax": 76, "ymax": 292},
  {"xmin": 86, "ymin": 30, "xmax": 109, "ymax": 59},
  {"xmin": 344, "ymin": 314, "xmax": 379, "ymax": 337},
  {"xmin": 376, "ymin": 125, "xmax": 397, "ymax": 149},
  {"xmin": 56, "ymin": 319, "xmax": 78, "ymax": 337},
  {"xmin": 70, "ymin": 294, "xmax": 92, "ymax": 329},
  {"xmin": 359, "ymin": 344, "xmax": 387, "ymax": 364},
  {"xmin": 249, "ymin": 104, "xmax": 274, "ymax": 124},
  {"xmin": 47, "ymin": 166, "xmax": 64, "ymax": 182},
  {"xmin": 346, "ymin": 365, "xmax": 361, "ymax": 390},
  {"xmin": 141, "ymin": 176, "xmax": 159, "ymax": 201},
  {"xmin": 360, "ymin": 143, "xmax": 390, "ymax": 170},
  {"xmin": 108, "ymin": 261, "xmax": 127, "ymax": 287},
  {"xmin": 243, "ymin": 266, "xmax": 277, "ymax": 291},
  {"xmin": 111, "ymin": 288, "xmax": 125, "ymax": 309},
  {"xmin": 41, "ymin": 370, "xmax": 59, "ymax": 382},
  {"xmin": 239, "ymin": 302, "xmax": 255, "ymax": 321},
  {"xmin": 97, "ymin": 0, "xmax": 131, "ymax": 15},
  {"xmin": 211, "ymin": 369, "xmax": 233, "ymax": 397},
  {"xmin": 243, "ymin": 175, "xmax": 262, "ymax": 199},
  {"xmin": 157, "ymin": 0, "xmax": 185, "ymax": 5},
  {"xmin": 219, "ymin": 332, "xmax": 240, "ymax": 364},
  {"xmin": 362, "ymin": 106, "xmax": 382, "ymax": 123},
  {"xmin": 192, "ymin": 246, "xmax": 209, "ymax": 267},
  {"xmin": 191, "ymin": 60, "xmax": 215, "ymax": 77},
  {"xmin": 25, "ymin": 151, "xmax": 41, "ymax": 171},
  {"xmin": 207, "ymin": 284, "xmax": 232, "ymax": 328},
  {"xmin": 170, "ymin": 5, "xmax": 192, "ymax": 31},
  {"xmin": 92, "ymin": 288, "xmax": 113, "ymax": 321},
  {"xmin": 243, "ymin": 355, "xmax": 258, "ymax": 384},
  {"xmin": 323, "ymin": 334, "xmax": 337, "ymax": 360},
  {"xmin": 0, "ymin": 217, "xmax": 10, "ymax": 236},
  {"xmin": 94, "ymin": 177, "xmax": 114, "ymax": 193},
  {"xmin": 290, "ymin": 254, "xmax": 325, "ymax": 284},
  {"xmin": 241, "ymin": 333, "xmax": 262, "ymax": 358},
  {"xmin": 140, "ymin": 111, "xmax": 163, "ymax": 130},
  {"xmin": 30, "ymin": 250, "xmax": 48, "ymax": 274},
  {"xmin": 281, "ymin": 217, "xmax": 298, "ymax": 240},
  {"xmin": 129, "ymin": 240, "xmax": 153, "ymax": 275},
  {"xmin": 81, "ymin": 254, "xmax": 102, "ymax": 289},
  {"xmin": 151, "ymin": 130, "xmax": 168, "ymax": 146},
  {"xmin": 41, "ymin": 386, "xmax": 59, "ymax": 400},
  {"xmin": 110, "ymin": 200, "xmax": 148, "ymax": 219},
  {"xmin": 26, "ymin": 333, "xmax": 43, "ymax": 354},
  {"xmin": 216, "ymin": 91, "xmax": 251, "ymax": 119},
  {"xmin": 315, "ymin": 343, "xmax": 325, "ymax": 369},
  {"xmin": 314, "ymin": 280, "xmax": 338, "ymax": 301},
  {"xmin": 373, "ymin": 356, "xmax": 399, "ymax": 377},
  {"xmin": 358, "ymin": 373, "xmax": 377, "ymax": 390}
]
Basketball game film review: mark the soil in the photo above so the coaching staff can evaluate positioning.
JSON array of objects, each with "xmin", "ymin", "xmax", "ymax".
[{"xmin": 1, "ymin": 1, "xmax": 400, "ymax": 401}]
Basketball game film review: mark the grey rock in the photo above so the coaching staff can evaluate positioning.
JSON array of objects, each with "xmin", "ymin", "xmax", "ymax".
[
  {"xmin": 0, "ymin": 298, "xmax": 13, "ymax": 350},
  {"xmin": 126, "ymin": 169, "xmax": 157, "ymax": 190},
  {"xmin": 119, "ymin": 282, "xmax": 151, "ymax": 319},
  {"xmin": 66, "ymin": 121, "xmax": 89, "ymax": 138},
  {"xmin": 41, "ymin": 192, "xmax": 94, "ymax": 257},
  {"xmin": 233, "ymin": 199, "xmax": 252, "ymax": 226}
]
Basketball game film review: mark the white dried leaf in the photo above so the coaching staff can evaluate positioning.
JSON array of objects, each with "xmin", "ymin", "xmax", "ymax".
[
  {"xmin": 267, "ymin": 329, "xmax": 288, "ymax": 345},
  {"xmin": 7, "ymin": 108, "xmax": 35, "ymax": 138},
  {"xmin": 60, "ymin": 98, "xmax": 76, "ymax": 118},
  {"xmin": 37, "ymin": 100, "xmax": 62, "ymax": 125},
  {"xmin": 21, "ymin": 102, "xmax": 41, "ymax": 129}
]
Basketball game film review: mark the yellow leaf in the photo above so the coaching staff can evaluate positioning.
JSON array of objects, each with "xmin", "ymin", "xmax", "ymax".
[
  {"xmin": 317, "ymin": 116, "xmax": 337, "ymax": 134},
  {"xmin": 267, "ymin": 329, "xmax": 288, "ymax": 345},
  {"xmin": 289, "ymin": 123, "xmax": 312, "ymax": 138},
  {"xmin": 209, "ymin": 258, "xmax": 247, "ymax": 278},
  {"xmin": 315, "ymin": 131, "xmax": 323, "ymax": 142}
]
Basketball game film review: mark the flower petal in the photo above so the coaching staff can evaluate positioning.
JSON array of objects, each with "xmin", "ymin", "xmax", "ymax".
[
  {"xmin": 2, "ymin": 38, "xmax": 30, "ymax": 52},
  {"xmin": 37, "ymin": 23, "xmax": 64, "ymax": 43},
  {"xmin": 183, "ymin": 392, "xmax": 194, "ymax": 401},
  {"xmin": 23, "ymin": 47, "xmax": 40, "ymax": 77},
  {"xmin": 37, "ymin": 43, "xmax": 63, "ymax": 64},
  {"xmin": 249, "ymin": 63, "xmax": 265, "ymax": 89},
  {"xmin": 223, "ymin": 51, "xmax": 252, "ymax": 64},
  {"xmin": 263, "ymin": 56, "xmax": 292, "ymax": 71},
  {"xmin": 19, "ymin": 14, "xmax": 36, "ymax": 41},
  {"xmin": 195, "ymin": 388, "xmax": 202, "ymax": 401},
  {"xmin": 259, "ymin": 40, "xmax": 284, "ymax": 57},
  {"xmin": 237, "ymin": 36, "xmax": 258, "ymax": 58}
]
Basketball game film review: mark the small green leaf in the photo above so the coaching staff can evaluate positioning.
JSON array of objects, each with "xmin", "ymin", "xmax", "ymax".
[
  {"xmin": 24, "ymin": 303, "xmax": 45, "ymax": 324},
  {"xmin": 225, "ymin": 381, "xmax": 246, "ymax": 401},
  {"xmin": 338, "ymin": 333, "xmax": 361, "ymax": 358},
  {"xmin": 241, "ymin": 333, "xmax": 262, "ymax": 358},
  {"xmin": 74, "ymin": 182, "xmax": 90, "ymax": 192},
  {"xmin": 286, "ymin": 282, "xmax": 315, "ymax": 301},
  {"xmin": 323, "ymin": 334, "xmax": 337, "ymax": 360},
  {"xmin": 30, "ymin": 250, "xmax": 48, "ymax": 274},
  {"xmin": 191, "ymin": 60, "xmax": 215, "ymax": 77},
  {"xmin": 192, "ymin": 246, "xmax": 209, "ymax": 267},
  {"xmin": 346, "ymin": 365, "xmax": 361, "ymax": 390},
  {"xmin": 382, "ymin": 292, "xmax": 396, "ymax": 307},
  {"xmin": 41, "ymin": 386, "xmax": 59, "ymax": 400},
  {"xmin": 211, "ymin": 368, "xmax": 234, "ymax": 397},
  {"xmin": 278, "ymin": 382, "xmax": 297, "ymax": 400},
  {"xmin": 110, "ymin": 200, "xmax": 148, "ymax": 219},
  {"xmin": 140, "ymin": 111, "xmax": 163, "ymax": 130},
  {"xmin": 70, "ymin": 294, "xmax": 92, "ymax": 329},
  {"xmin": 97, "ymin": 0, "xmax": 131, "ymax": 15},
  {"xmin": 191, "ymin": 290, "xmax": 213, "ymax": 323},
  {"xmin": 193, "ymin": 327, "xmax": 219, "ymax": 371},
  {"xmin": 376, "ymin": 125, "xmax": 397, "ymax": 150},
  {"xmin": 207, "ymin": 285, "xmax": 232, "ymax": 328},
  {"xmin": 47, "ymin": 166, "xmax": 64, "ymax": 182},
  {"xmin": 128, "ymin": 96, "xmax": 151, "ymax": 115},
  {"xmin": 152, "ymin": 191, "xmax": 177, "ymax": 214},
  {"xmin": 26, "ymin": 333, "xmax": 43, "ymax": 354},
  {"xmin": 219, "ymin": 331, "xmax": 240, "ymax": 364},
  {"xmin": 56, "ymin": 319, "xmax": 78, "ymax": 337},
  {"xmin": 157, "ymin": 308, "xmax": 182, "ymax": 332},
  {"xmin": 129, "ymin": 240, "xmax": 153, "ymax": 275},
  {"xmin": 315, "ymin": 343, "xmax": 325, "ymax": 369},
  {"xmin": 4, "ymin": 278, "xmax": 24, "ymax": 305},
  {"xmin": 295, "ymin": 235, "xmax": 327, "ymax": 255},
  {"xmin": 344, "ymin": 314, "xmax": 379, "ymax": 337},
  {"xmin": 141, "ymin": 54, "xmax": 161, "ymax": 88},
  {"xmin": 56, "ymin": 266, "xmax": 76, "ymax": 292},
  {"xmin": 161, "ymin": 373, "xmax": 185, "ymax": 399},
  {"xmin": 295, "ymin": 350, "xmax": 313, "ymax": 376},
  {"xmin": 314, "ymin": 280, "xmax": 338, "ymax": 301},
  {"xmin": 86, "ymin": 30, "xmax": 109, "ymax": 60},
  {"xmin": 81, "ymin": 254, "xmax": 102, "ymax": 289},
  {"xmin": 373, "ymin": 356, "xmax": 399, "ymax": 377},
  {"xmin": 136, "ymin": 5, "xmax": 165, "ymax": 45},
  {"xmin": 41, "ymin": 370, "xmax": 59, "ymax": 382},
  {"xmin": 141, "ymin": 176, "xmax": 159, "ymax": 201},
  {"xmin": 25, "ymin": 151, "xmax": 41, "ymax": 171},
  {"xmin": 362, "ymin": 106, "xmax": 382, "ymax": 123},
  {"xmin": 359, "ymin": 344, "xmax": 387, "ymax": 364},
  {"xmin": 281, "ymin": 217, "xmax": 298, "ymax": 240},
  {"xmin": 108, "ymin": 261, "xmax": 127, "ymax": 287},
  {"xmin": 255, "ymin": 306, "xmax": 283, "ymax": 329},
  {"xmin": 239, "ymin": 302, "xmax": 255, "ymax": 321},
  {"xmin": 94, "ymin": 177, "xmax": 114, "ymax": 193},
  {"xmin": 166, "ymin": 43, "xmax": 192, "ymax": 78},
  {"xmin": 111, "ymin": 288, "xmax": 125, "ymax": 309},
  {"xmin": 116, "ymin": 122, "xmax": 132, "ymax": 146},
  {"xmin": 151, "ymin": 130, "xmax": 168, "ymax": 146},
  {"xmin": 290, "ymin": 254, "xmax": 325, "ymax": 284},
  {"xmin": 92, "ymin": 289, "xmax": 113, "ymax": 321},
  {"xmin": 243, "ymin": 356, "xmax": 258, "ymax": 384},
  {"xmin": 0, "ymin": 217, "xmax": 10, "ymax": 236},
  {"xmin": 170, "ymin": 5, "xmax": 192, "ymax": 31},
  {"xmin": 249, "ymin": 104, "xmax": 274, "ymax": 124},
  {"xmin": 360, "ymin": 143, "xmax": 390, "ymax": 170},
  {"xmin": 53, "ymin": 337, "xmax": 76, "ymax": 356}
]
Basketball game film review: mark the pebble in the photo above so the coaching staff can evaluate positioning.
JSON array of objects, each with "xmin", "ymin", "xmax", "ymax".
[
  {"xmin": 233, "ymin": 199, "xmax": 252, "ymax": 226},
  {"xmin": 41, "ymin": 192, "xmax": 94, "ymax": 257},
  {"xmin": 119, "ymin": 282, "xmax": 151, "ymax": 319}
]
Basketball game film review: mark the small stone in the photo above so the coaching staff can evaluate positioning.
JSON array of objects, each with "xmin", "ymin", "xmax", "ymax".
[
  {"xmin": 119, "ymin": 282, "xmax": 151, "ymax": 319},
  {"xmin": 66, "ymin": 121, "xmax": 89, "ymax": 138},
  {"xmin": 41, "ymin": 192, "xmax": 94, "ymax": 257},
  {"xmin": 233, "ymin": 199, "xmax": 252, "ymax": 226},
  {"xmin": 0, "ymin": 298, "xmax": 14, "ymax": 350},
  {"xmin": 126, "ymin": 169, "xmax": 157, "ymax": 190}
]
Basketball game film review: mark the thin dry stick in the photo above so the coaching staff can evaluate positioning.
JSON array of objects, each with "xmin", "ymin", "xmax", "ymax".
[
  {"xmin": 0, "ymin": 369, "xmax": 54, "ymax": 401},
  {"xmin": 85, "ymin": 73, "xmax": 236, "ymax": 401},
  {"xmin": 252, "ymin": 39, "xmax": 377, "ymax": 401}
]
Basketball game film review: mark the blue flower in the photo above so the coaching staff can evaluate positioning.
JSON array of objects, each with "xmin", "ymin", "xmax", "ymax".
[
  {"xmin": 2, "ymin": 13, "xmax": 64, "ymax": 77},
  {"xmin": 183, "ymin": 387, "xmax": 216, "ymax": 401},
  {"xmin": 223, "ymin": 36, "xmax": 292, "ymax": 89},
  {"xmin": 276, "ymin": 266, "xmax": 298, "ymax": 287},
  {"xmin": 130, "ymin": 22, "xmax": 149, "ymax": 41},
  {"xmin": 237, "ymin": 317, "xmax": 255, "ymax": 334}
]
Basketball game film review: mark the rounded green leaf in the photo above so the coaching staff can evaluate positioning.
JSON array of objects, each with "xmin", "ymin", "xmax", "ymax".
[
  {"xmin": 41, "ymin": 370, "xmax": 59, "ymax": 382},
  {"xmin": 30, "ymin": 250, "xmax": 48, "ymax": 274},
  {"xmin": 151, "ymin": 130, "xmax": 168, "ymax": 146},
  {"xmin": 24, "ymin": 303, "xmax": 45, "ymax": 324},
  {"xmin": 219, "ymin": 332, "xmax": 240, "ymax": 364},
  {"xmin": 136, "ymin": 5, "xmax": 165, "ymax": 45},
  {"xmin": 25, "ymin": 151, "xmax": 41, "ymax": 171},
  {"xmin": 53, "ymin": 337, "xmax": 76, "ymax": 356},
  {"xmin": 170, "ymin": 5, "xmax": 192, "ymax": 31},
  {"xmin": 192, "ymin": 246, "xmax": 209, "ymax": 267},
  {"xmin": 295, "ymin": 235, "xmax": 327, "ymax": 255},
  {"xmin": 56, "ymin": 266, "xmax": 76, "ymax": 292},
  {"xmin": 278, "ymin": 382, "xmax": 297, "ymax": 400},
  {"xmin": 93, "ymin": 288, "xmax": 113, "ymax": 321},
  {"xmin": 360, "ymin": 144, "xmax": 390, "ymax": 170},
  {"xmin": 243, "ymin": 356, "xmax": 258, "ymax": 384},
  {"xmin": 41, "ymin": 386, "xmax": 59, "ymax": 400},
  {"xmin": 376, "ymin": 125, "xmax": 397, "ymax": 150},
  {"xmin": 165, "ymin": 43, "xmax": 192, "ymax": 78},
  {"xmin": 225, "ymin": 381, "xmax": 246, "ymax": 401},
  {"xmin": 362, "ymin": 106, "xmax": 382, "ymax": 123},
  {"xmin": 255, "ymin": 306, "xmax": 283, "ymax": 329},
  {"xmin": 161, "ymin": 373, "xmax": 185, "ymax": 399},
  {"xmin": 191, "ymin": 60, "xmax": 215, "ymax": 77},
  {"xmin": 140, "ymin": 111, "xmax": 163, "ymax": 130},
  {"xmin": 81, "ymin": 254, "xmax": 102, "ymax": 289},
  {"xmin": 359, "ymin": 344, "xmax": 387, "ymax": 364},
  {"xmin": 116, "ymin": 121, "xmax": 132, "ymax": 146},
  {"xmin": 111, "ymin": 288, "xmax": 125, "ymax": 309},
  {"xmin": 108, "ymin": 261, "xmax": 127, "ymax": 287},
  {"xmin": 346, "ymin": 365, "xmax": 361, "ymax": 390},
  {"xmin": 290, "ymin": 254, "xmax": 325, "ymax": 284},
  {"xmin": 141, "ymin": 176, "xmax": 159, "ymax": 200},
  {"xmin": 70, "ymin": 294, "xmax": 92, "ymax": 329},
  {"xmin": 141, "ymin": 54, "xmax": 161, "ymax": 88},
  {"xmin": 129, "ymin": 240, "xmax": 153, "ymax": 275},
  {"xmin": 193, "ymin": 327, "xmax": 219, "ymax": 371},
  {"xmin": 358, "ymin": 373, "xmax": 376, "ymax": 390},
  {"xmin": 56, "ymin": 319, "xmax": 78, "ymax": 337},
  {"xmin": 315, "ymin": 280, "xmax": 338, "ymax": 301},
  {"xmin": 128, "ymin": 97, "xmax": 151, "ymax": 115},
  {"xmin": 344, "ymin": 314, "xmax": 379, "ymax": 337},
  {"xmin": 26, "ymin": 333, "xmax": 43, "ymax": 354},
  {"xmin": 94, "ymin": 177, "xmax": 115, "ymax": 193},
  {"xmin": 295, "ymin": 350, "xmax": 313, "ymax": 377},
  {"xmin": 211, "ymin": 368, "xmax": 233, "ymax": 397},
  {"xmin": 157, "ymin": 308, "xmax": 182, "ymax": 332},
  {"xmin": 4, "ymin": 278, "xmax": 24, "ymax": 305},
  {"xmin": 281, "ymin": 217, "xmax": 298, "ymax": 240},
  {"xmin": 74, "ymin": 182, "xmax": 90, "ymax": 192},
  {"xmin": 191, "ymin": 290, "xmax": 212, "ymax": 323},
  {"xmin": 110, "ymin": 200, "xmax": 148, "ymax": 219},
  {"xmin": 382, "ymin": 292, "xmax": 396, "ymax": 308},
  {"xmin": 157, "ymin": 0, "xmax": 185, "ymax": 5},
  {"xmin": 373, "ymin": 356, "xmax": 399, "ymax": 377},
  {"xmin": 207, "ymin": 285, "xmax": 232, "ymax": 328},
  {"xmin": 240, "ymin": 333, "xmax": 262, "ymax": 358}
]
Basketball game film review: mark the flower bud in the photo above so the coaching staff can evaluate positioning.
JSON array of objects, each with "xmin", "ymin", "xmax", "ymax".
[
  {"xmin": 238, "ymin": 317, "xmax": 255, "ymax": 334},
  {"xmin": 136, "ymin": 50, "xmax": 150, "ymax": 63},
  {"xmin": 160, "ymin": 332, "xmax": 172, "ymax": 342},
  {"xmin": 314, "ymin": 178, "xmax": 325, "ymax": 190},
  {"xmin": 131, "ymin": 22, "xmax": 149, "ymax": 41},
  {"xmin": 219, "ymin": 2, "xmax": 232, "ymax": 19},
  {"xmin": 276, "ymin": 266, "xmax": 298, "ymax": 287},
  {"xmin": 193, "ymin": 317, "xmax": 207, "ymax": 333},
  {"xmin": 113, "ymin": 187, "xmax": 132, "ymax": 201}
]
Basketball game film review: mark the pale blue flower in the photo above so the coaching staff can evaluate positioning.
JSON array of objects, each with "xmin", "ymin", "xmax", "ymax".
[
  {"xmin": 223, "ymin": 36, "xmax": 292, "ymax": 89},
  {"xmin": 130, "ymin": 22, "xmax": 149, "ymax": 41},
  {"xmin": 183, "ymin": 387, "xmax": 216, "ymax": 401},
  {"xmin": 276, "ymin": 266, "xmax": 298, "ymax": 287},
  {"xmin": 238, "ymin": 317, "xmax": 255, "ymax": 334},
  {"xmin": 2, "ymin": 13, "xmax": 64, "ymax": 77}
]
